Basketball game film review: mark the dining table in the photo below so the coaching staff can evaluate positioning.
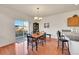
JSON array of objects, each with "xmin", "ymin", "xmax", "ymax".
[{"xmin": 31, "ymin": 32, "xmax": 45, "ymax": 51}]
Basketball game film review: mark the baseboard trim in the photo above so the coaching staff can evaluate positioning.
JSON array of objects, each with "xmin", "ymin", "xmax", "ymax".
[{"xmin": 0, "ymin": 42, "xmax": 15, "ymax": 48}]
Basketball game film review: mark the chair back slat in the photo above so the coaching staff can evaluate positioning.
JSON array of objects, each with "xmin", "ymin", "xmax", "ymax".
[{"xmin": 57, "ymin": 31, "xmax": 61, "ymax": 39}]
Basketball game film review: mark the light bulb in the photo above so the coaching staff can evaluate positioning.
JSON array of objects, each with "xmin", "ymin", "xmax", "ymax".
[
  {"xmin": 34, "ymin": 17, "xmax": 38, "ymax": 20},
  {"xmin": 39, "ymin": 17, "xmax": 42, "ymax": 20}
]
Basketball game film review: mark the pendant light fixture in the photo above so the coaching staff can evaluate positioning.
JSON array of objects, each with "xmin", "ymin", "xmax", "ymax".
[{"xmin": 34, "ymin": 8, "xmax": 43, "ymax": 21}]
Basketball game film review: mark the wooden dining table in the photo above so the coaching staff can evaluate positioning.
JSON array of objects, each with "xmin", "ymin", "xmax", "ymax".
[{"xmin": 31, "ymin": 32, "xmax": 45, "ymax": 51}]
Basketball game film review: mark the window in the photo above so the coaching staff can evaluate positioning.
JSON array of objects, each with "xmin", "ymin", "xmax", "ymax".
[{"xmin": 15, "ymin": 19, "xmax": 29, "ymax": 37}]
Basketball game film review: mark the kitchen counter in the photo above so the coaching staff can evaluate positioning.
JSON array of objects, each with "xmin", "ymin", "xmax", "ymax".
[
  {"xmin": 62, "ymin": 32, "xmax": 79, "ymax": 55},
  {"xmin": 63, "ymin": 32, "xmax": 79, "ymax": 41}
]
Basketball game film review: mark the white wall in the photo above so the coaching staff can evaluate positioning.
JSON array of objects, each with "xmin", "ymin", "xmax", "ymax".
[
  {"xmin": 0, "ymin": 6, "xmax": 33, "ymax": 47},
  {"xmin": 39, "ymin": 10, "xmax": 79, "ymax": 38},
  {"xmin": 0, "ymin": 14, "xmax": 15, "ymax": 47}
]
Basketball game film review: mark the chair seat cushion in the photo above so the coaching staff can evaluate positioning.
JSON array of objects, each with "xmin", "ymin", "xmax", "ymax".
[{"xmin": 60, "ymin": 39, "xmax": 68, "ymax": 42}]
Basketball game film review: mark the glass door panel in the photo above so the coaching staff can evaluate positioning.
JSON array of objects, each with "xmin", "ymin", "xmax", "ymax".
[{"xmin": 15, "ymin": 19, "xmax": 29, "ymax": 38}]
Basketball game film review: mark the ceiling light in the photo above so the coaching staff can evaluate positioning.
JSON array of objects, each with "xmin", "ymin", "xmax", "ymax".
[
  {"xmin": 34, "ymin": 17, "xmax": 38, "ymax": 20},
  {"xmin": 34, "ymin": 8, "xmax": 43, "ymax": 21},
  {"xmin": 39, "ymin": 17, "xmax": 42, "ymax": 20}
]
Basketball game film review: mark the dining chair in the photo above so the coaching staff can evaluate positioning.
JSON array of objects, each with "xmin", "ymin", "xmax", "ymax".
[
  {"xmin": 57, "ymin": 30, "xmax": 70, "ymax": 54},
  {"xmin": 40, "ymin": 32, "xmax": 47, "ymax": 46},
  {"xmin": 27, "ymin": 34, "xmax": 37, "ymax": 51}
]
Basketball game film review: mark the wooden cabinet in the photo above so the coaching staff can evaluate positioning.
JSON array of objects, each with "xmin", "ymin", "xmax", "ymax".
[
  {"xmin": 67, "ymin": 15, "xmax": 79, "ymax": 27},
  {"xmin": 33, "ymin": 22, "xmax": 39, "ymax": 33}
]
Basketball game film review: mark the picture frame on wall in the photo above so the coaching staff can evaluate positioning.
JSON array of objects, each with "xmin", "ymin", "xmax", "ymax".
[
  {"xmin": 44, "ymin": 23, "xmax": 49, "ymax": 28},
  {"xmin": 67, "ymin": 15, "xmax": 79, "ymax": 27}
]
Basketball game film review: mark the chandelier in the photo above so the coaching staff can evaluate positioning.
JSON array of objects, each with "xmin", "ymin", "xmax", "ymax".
[{"xmin": 34, "ymin": 8, "xmax": 43, "ymax": 21}]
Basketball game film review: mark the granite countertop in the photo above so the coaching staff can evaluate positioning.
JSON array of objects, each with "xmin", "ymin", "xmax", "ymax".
[{"xmin": 62, "ymin": 32, "xmax": 79, "ymax": 41}]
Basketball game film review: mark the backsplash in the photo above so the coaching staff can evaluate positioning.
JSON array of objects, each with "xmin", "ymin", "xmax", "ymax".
[
  {"xmin": 71, "ymin": 28, "xmax": 79, "ymax": 32},
  {"xmin": 62, "ymin": 28, "xmax": 79, "ymax": 33},
  {"xmin": 62, "ymin": 29, "xmax": 71, "ymax": 32}
]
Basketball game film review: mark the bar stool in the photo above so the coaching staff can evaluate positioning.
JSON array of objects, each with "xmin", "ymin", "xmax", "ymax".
[{"xmin": 57, "ymin": 31, "xmax": 70, "ymax": 54}]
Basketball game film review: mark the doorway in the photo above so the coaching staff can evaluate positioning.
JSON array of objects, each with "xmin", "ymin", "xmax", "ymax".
[{"xmin": 15, "ymin": 19, "xmax": 29, "ymax": 43}]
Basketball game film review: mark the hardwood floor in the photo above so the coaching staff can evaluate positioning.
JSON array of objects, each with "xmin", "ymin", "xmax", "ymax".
[
  {"xmin": 28, "ymin": 38, "xmax": 69, "ymax": 55},
  {"xmin": 0, "ymin": 43, "xmax": 15, "ymax": 55},
  {"xmin": 0, "ymin": 38, "xmax": 69, "ymax": 55},
  {"xmin": 0, "ymin": 41, "xmax": 28, "ymax": 55}
]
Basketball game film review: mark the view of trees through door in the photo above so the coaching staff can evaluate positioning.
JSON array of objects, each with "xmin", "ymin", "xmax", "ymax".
[{"xmin": 15, "ymin": 19, "xmax": 29, "ymax": 38}]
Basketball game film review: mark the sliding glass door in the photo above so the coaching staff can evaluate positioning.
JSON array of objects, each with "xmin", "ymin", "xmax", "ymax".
[{"xmin": 15, "ymin": 19, "xmax": 29, "ymax": 38}]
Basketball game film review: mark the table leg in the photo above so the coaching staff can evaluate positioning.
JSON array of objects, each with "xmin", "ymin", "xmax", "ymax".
[
  {"xmin": 36, "ymin": 40, "xmax": 38, "ymax": 51},
  {"xmin": 49, "ymin": 35, "xmax": 51, "ymax": 39}
]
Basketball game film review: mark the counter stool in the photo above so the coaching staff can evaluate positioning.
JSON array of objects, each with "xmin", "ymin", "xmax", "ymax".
[
  {"xmin": 60, "ymin": 39, "xmax": 70, "ymax": 54},
  {"xmin": 57, "ymin": 31, "xmax": 70, "ymax": 54}
]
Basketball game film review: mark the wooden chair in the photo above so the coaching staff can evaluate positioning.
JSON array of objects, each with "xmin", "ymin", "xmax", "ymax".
[
  {"xmin": 40, "ymin": 33, "xmax": 47, "ymax": 46},
  {"xmin": 46, "ymin": 34, "xmax": 51, "ymax": 39},
  {"xmin": 27, "ymin": 34, "xmax": 37, "ymax": 51}
]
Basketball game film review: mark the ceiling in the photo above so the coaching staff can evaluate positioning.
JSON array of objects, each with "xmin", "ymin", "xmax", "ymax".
[{"xmin": 0, "ymin": 4, "xmax": 79, "ymax": 17}]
